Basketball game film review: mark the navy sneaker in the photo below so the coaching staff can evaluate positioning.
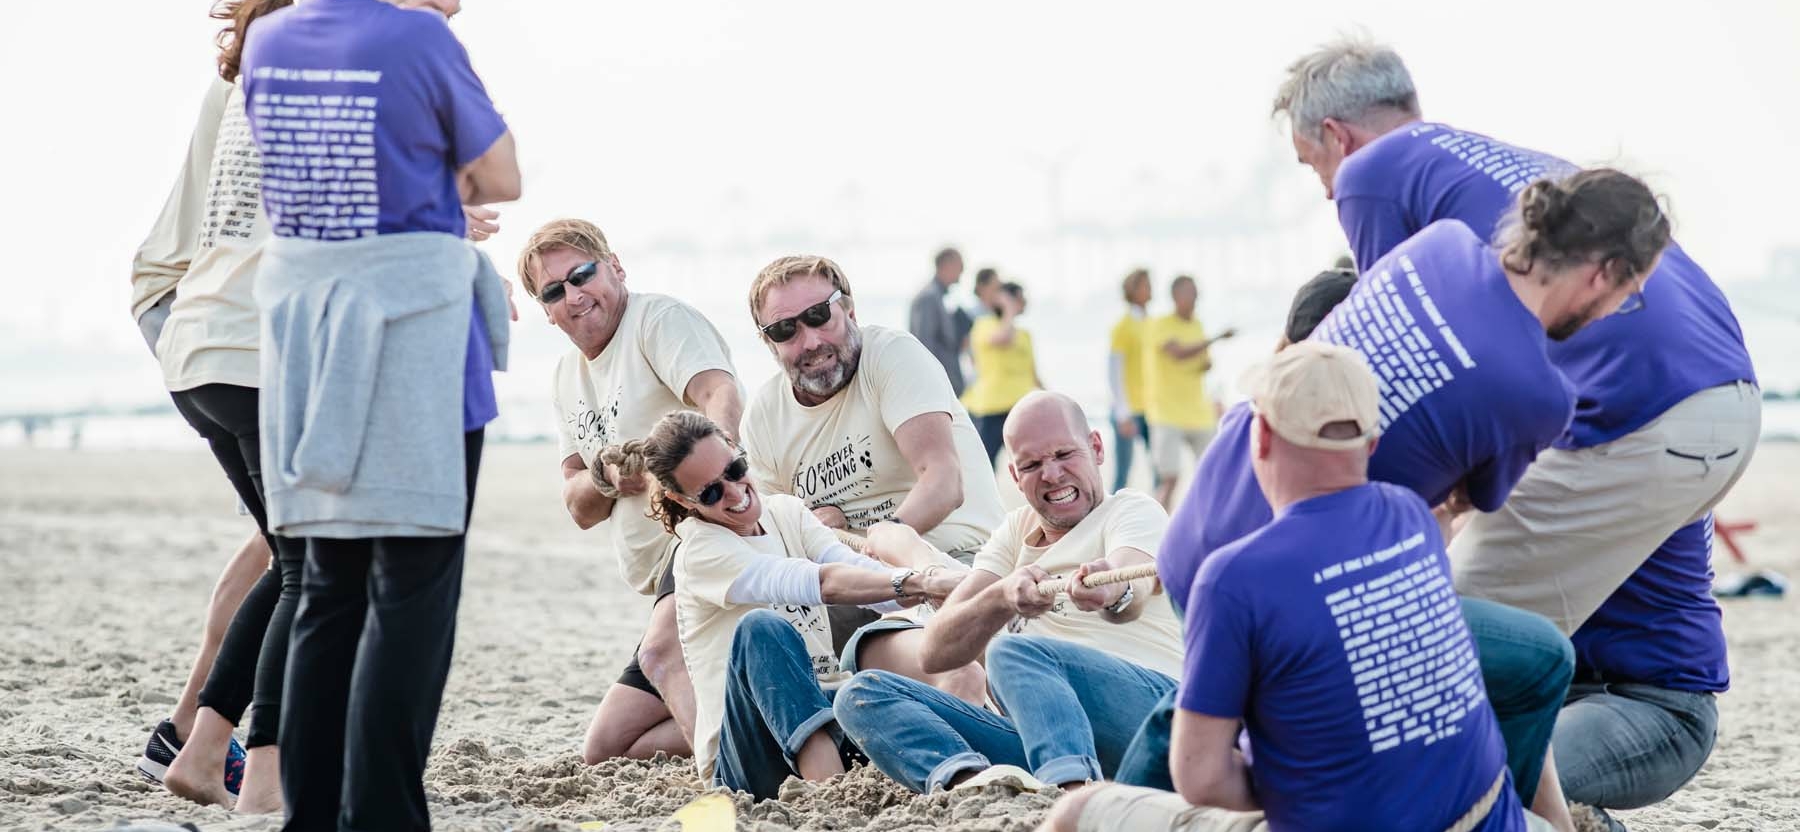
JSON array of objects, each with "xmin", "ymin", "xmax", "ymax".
[{"xmin": 136, "ymin": 719, "xmax": 247, "ymax": 795}]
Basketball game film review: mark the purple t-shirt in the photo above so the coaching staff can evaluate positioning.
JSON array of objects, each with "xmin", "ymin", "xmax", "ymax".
[
  {"xmin": 1160, "ymin": 222, "xmax": 1574, "ymax": 602},
  {"xmin": 1334, "ymin": 122, "xmax": 1754, "ymax": 449},
  {"xmin": 1572, "ymin": 514, "xmax": 1729, "ymax": 692},
  {"xmin": 1181, "ymin": 482, "xmax": 1522, "ymax": 832},
  {"xmin": 242, "ymin": 0, "xmax": 507, "ymax": 431}
]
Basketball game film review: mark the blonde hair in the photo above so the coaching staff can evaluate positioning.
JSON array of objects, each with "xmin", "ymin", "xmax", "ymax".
[
  {"xmin": 516, "ymin": 219, "xmax": 617, "ymax": 299},
  {"xmin": 748, "ymin": 255, "xmax": 855, "ymax": 328}
]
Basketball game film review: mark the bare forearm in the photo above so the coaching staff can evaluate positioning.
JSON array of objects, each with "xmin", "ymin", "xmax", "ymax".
[
  {"xmin": 818, "ymin": 563, "xmax": 909, "ymax": 606},
  {"xmin": 920, "ymin": 589, "xmax": 1012, "ymax": 674},
  {"xmin": 698, "ymin": 388, "xmax": 744, "ymax": 444},
  {"xmin": 894, "ymin": 467, "xmax": 960, "ymax": 534},
  {"xmin": 563, "ymin": 475, "xmax": 613, "ymax": 529}
]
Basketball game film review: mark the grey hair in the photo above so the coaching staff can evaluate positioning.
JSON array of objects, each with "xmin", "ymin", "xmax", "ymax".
[{"xmin": 1272, "ymin": 36, "xmax": 1420, "ymax": 140}]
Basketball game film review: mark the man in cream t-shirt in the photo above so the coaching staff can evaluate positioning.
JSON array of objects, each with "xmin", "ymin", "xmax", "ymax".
[
  {"xmin": 740, "ymin": 254, "xmax": 1006, "ymax": 674},
  {"xmin": 517, "ymin": 218, "xmax": 746, "ymax": 763},
  {"xmin": 741, "ymin": 255, "xmax": 1003, "ymax": 556},
  {"xmin": 833, "ymin": 391, "xmax": 1184, "ymax": 794}
]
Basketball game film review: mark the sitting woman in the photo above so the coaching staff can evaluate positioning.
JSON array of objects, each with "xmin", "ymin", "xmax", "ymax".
[{"xmin": 606, "ymin": 410, "xmax": 984, "ymax": 799}]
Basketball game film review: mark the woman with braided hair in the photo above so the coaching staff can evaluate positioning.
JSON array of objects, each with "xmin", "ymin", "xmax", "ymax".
[{"xmin": 603, "ymin": 410, "xmax": 985, "ymax": 800}]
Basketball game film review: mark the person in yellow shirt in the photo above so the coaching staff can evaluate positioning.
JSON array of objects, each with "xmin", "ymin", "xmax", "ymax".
[
  {"xmin": 1107, "ymin": 269, "xmax": 1153, "ymax": 492},
  {"xmin": 1143, "ymin": 275, "xmax": 1236, "ymax": 508},
  {"xmin": 962, "ymin": 281, "xmax": 1041, "ymax": 468}
]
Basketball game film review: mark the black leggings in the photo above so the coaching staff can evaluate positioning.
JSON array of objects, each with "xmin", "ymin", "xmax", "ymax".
[
  {"xmin": 173, "ymin": 384, "xmax": 303, "ymax": 749},
  {"xmin": 281, "ymin": 429, "xmax": 483, "ymax": 832}
]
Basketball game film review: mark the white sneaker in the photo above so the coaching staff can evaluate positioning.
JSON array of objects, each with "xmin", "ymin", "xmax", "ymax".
[{"xmin": 951, "ymin": 764, "xmax": 1051, "ymax": 793}]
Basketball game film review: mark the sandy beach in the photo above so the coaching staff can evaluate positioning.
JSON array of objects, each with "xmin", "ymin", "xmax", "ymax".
[{"xmin": 1, "ymin": 442, "xmax": 1796, "ymax": 831}]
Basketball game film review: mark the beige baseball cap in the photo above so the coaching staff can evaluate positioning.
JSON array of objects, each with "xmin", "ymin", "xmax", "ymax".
[{"xmin": 1241, "ymin": 341, "xmax": 1381, "ymax": 451}]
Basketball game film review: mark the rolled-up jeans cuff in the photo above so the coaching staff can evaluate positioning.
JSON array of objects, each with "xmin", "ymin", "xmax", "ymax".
[
  {"xmin": 782, "ymin": 706, "xmax": 840, "ymax": 764},
  {"xmin": 1036, "ymin": 754, "xmax": 1102, "ymax": 786},
  {"xmin": 927, "ymin": 751, "xmax": 992, "ymax": 793}
]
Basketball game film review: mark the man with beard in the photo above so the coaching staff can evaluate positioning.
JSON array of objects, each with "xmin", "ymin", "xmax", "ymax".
[
  {"xmin": 833, "ymin": 391, "xmax": 1183, "ymax": 793},
  {"xmin": 740, "ymin": 255, "xmax": 1005, "ymax": 681}
]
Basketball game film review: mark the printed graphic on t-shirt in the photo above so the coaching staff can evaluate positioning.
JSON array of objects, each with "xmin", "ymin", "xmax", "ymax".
[
  {"xmin": 1421, "ymin": 127, "xmax": 1572, "ymax": 195},
  {"xmin": 246, "ymin": 67, "xmax": 382, "ymax": 240},
  {"xmin": 1316, "ymin": 254, "xmax": 1478, "ymax": 430},
  {"xmin": 772, "ymin": 603, "xmax": 839, "ymax": 680},
  {"xmin": 203, "ymin": 92, "xmax": 262, "ymax": 248},
  {"xmin": 563, "ymin": 389, "xmax": 622, "ymax": 461},
  {"xmin": 1317, "ymin": 532, "xmax": 1484, "ymax": 755},
  {"xmin": 790, "ymin": 434, "xmax": 882, "ymax": 520}
]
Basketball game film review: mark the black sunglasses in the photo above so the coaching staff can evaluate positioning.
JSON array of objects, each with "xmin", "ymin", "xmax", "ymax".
[
  {"xmin": 540, "ymin": 261, "xmax": 600, "ymax": 305},
  {"xmin": 760, "ymin": 290, "xmax": 843, "ymax": 343},
  {"xmin": 690, "ymin": 454, "xmax": 750, "ymax": 507}
]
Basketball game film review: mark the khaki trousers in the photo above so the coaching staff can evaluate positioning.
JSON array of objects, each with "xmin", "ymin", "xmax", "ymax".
[{"xmin": 1450, "ymin": 381, "xmax": 1760, "ymax": 634}]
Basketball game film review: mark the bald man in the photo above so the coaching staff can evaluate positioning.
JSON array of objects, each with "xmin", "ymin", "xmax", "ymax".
[{"xmin": 834, "ymin": 391, "xmax": 1184, "ymax": 793}]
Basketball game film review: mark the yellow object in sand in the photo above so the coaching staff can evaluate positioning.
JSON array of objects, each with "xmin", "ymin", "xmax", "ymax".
[{"xmin": 658, "ymin": 793, "xmax": 737, "ymax": 832}]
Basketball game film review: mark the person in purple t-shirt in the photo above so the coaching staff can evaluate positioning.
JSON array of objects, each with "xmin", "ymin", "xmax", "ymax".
[
  {"xmin": 241, "ymin": 1, "xmax": 519, "ymax": 828},
  {"xmin": 1043, "ymin": 343, "xmax": 1541, "ymax": 832},
  {"xmin": 1146, "ymin": 170, "xmax": 1669, "ymax": 827},
  {"xmin": 1271, "ymin": 38, "xmax": 1757, "ymax": 829}
]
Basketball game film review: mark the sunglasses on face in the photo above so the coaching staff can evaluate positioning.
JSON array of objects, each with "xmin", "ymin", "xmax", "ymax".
[
  {"xmin": 690, "ymin": 453, "xmax": 750, "ymax": 507},
  {"xmin": 540, "ymin": 261, "xmax": 600, "ymax": 306},
  {"xmin": 760, "ymin": 290, "xmax": 843, "ymax": 343}
]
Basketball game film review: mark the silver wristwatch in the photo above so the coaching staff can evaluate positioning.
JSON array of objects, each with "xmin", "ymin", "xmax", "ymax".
[
  {"xmin": 1105, "ymin": 582, "xmax": 1136, "ymax": 615},
  {"xmin": 891, "ymin": 567, "xmax": 918, "ymax": 599}
]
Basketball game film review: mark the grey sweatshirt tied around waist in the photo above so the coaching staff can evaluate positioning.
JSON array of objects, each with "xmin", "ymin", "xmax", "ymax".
[{"xmin": 255, "ymin": 232, "xmax": 510, "ymax": 539}]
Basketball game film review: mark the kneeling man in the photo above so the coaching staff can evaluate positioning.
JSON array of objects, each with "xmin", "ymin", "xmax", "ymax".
[
  {"xmin": 836, "ymin": 391, "xmax": 1183, "ymax": 792},
  {"xmin": 1043, "ymin": 344, "xmax": 1543, "ymax": 832}
]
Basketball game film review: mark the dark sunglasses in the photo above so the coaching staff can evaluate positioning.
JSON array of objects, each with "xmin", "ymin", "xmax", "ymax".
[
  {"xmin": 690, "ymin": 454, "xmax": 750, "ymax": 507},
  {"xmin": 760, "ymin": 290, "xmax": 843, "ymax": 343},
  {"xmin": 540, "ymin": 261, "xmax": 600, "ymax": 305}
]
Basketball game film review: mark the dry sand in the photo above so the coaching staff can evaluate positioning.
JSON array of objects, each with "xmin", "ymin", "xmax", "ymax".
[{"xmin": 1, "ymin": 443, "xmax": 1796, "ymax": 831}]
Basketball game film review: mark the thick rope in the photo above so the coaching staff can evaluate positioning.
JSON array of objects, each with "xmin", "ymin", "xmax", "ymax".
[
  {"xmin": 837, "ymin": 529, "xmax": 1157, "ymax": 595},
  {"xmin": 1034, "ymin": 562, "xmax": 1160, "ymax": 595}
]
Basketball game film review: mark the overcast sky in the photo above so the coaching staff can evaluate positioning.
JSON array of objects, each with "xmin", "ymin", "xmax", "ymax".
[{"xmin": 3, "ymin": 0, "xmax": 1797, "ymax": 415}]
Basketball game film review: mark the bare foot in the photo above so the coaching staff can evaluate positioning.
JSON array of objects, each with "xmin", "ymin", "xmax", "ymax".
[
  {"xmin": 233, "ymin": 748, "xmax": 283, "ymax": 815},
  {"xmin": 163, "ymin": 747, "xmax": 235, "ymax": 809}
]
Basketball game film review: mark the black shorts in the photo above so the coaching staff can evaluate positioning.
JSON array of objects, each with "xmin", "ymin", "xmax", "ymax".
[{"xmin": 615, "ymin": 553, "xmax": 679, "ymax": 699}]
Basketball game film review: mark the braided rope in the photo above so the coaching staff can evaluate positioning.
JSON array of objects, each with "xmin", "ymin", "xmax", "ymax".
[
  {"xmin": 1034, "ymin": 562, "xmax": 1160, "ymax": 596},
  {"xmin": 838, "ymin": 529, "xmax": 1155, "ymax": 595}
]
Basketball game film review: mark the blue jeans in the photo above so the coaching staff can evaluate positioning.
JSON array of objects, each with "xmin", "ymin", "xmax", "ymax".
[
  {"xmin": 1553, "ymin": 682, "xmax": 1717, "ymax": 830},
  {"xmin": 1115, "ymin": 597, "xmax": 1573, "ymax": 808},
  {"xmin": 834, "ymin": 669, "xmax": 1031, "ymax": 793},
  {"xmin": 1113, "ymin": 413, "xmax": 1150, "ymax": 492},
  {"xmin": 712, "ymin": 609, "xmax": 849, "ymax": 801},
  {"xmin": 987, "ymin": 634, "xmax": 1177, "ymax": 785}
]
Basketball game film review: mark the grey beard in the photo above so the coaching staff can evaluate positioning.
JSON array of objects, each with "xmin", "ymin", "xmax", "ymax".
[{"xmin": 791, "ymin": 327, "xmax": 863, "ymax": 399}]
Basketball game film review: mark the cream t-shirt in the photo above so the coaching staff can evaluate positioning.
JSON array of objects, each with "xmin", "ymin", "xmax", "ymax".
[
  {"xmin": 742, "ymin": 324, "xmax": 1004, "ymax": 555},
  {"xmin": 552, "ymin": 292, "xmax": 737, "ymax": 594},
  {"xmin": 970, "ymin": 489, "xmax": 1184, "ymax": 678},
  {"xmin": 674, "ymin": 493, "xmax": 852, "ymax": 778},
  {"xmin": 134, "ymin": 77, "xmax": 269, "ymax": 390}
]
